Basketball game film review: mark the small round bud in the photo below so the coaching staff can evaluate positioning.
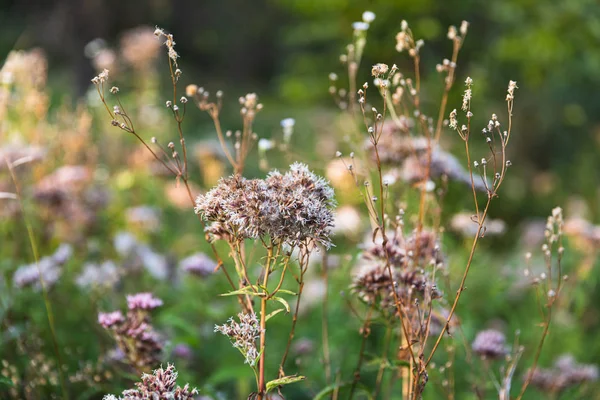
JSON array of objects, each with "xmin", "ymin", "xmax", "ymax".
[{"xmin": 185, "ymin": 84, "xmax": 198, "ymax": 97}]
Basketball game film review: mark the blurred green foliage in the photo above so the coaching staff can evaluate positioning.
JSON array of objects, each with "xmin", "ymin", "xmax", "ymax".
[{"xmin": 1, "ymin": 0, "xmax": 599, "ymax": 399}]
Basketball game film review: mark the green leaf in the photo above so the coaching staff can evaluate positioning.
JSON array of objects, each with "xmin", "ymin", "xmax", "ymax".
[
  {"xmin": 275, "ymin": 289, "xmax": 297, "ymax": 296},
  {"xmin": 270, "ymin": 296, "xmax": 291, "ymax": 313},
  {"xmin": 265, "ymin": 308, "xmax": 286, "ymax": 322},
  {"xmin": 313, "ymin": 381, "xmax": 373, "ymax": 400},
  {"xmin": 266, "ymin": 375, "xmax": 305, "ymax": 393},
  {"xmin": 219, "ymin": 286, "xmax": 265, "ymax": 297}
]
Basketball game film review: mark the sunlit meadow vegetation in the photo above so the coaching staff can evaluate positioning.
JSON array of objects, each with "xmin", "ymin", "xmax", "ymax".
[{"xmin": 1, "ymin": 9, "xmax": 599, "ymax": 400}]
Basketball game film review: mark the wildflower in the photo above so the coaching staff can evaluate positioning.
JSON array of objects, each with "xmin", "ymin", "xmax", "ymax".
[
  {"xmin": 76, "ymin": 261, "xmax": 119, "ymax": 289},
  {"xmin": 449, "ymin": 109, "xmax": 458, "ymax": 129},
  {"xmin": 352, "ymin": 21, "xmax": 370, "ymax": 31},
  {"xmin": 215, "ymin": 313, "xmax": 263, "ymax": 366},
  {"xmin": 172, "ymin": 344, "xmax": 194, "ymax": 360},
  {"xmin": 472, "ymin": 329, "xmax": 507, "ymax": 359},
  {"xmin": 460, "ymin": 20, "xmax": 469, "ymax": 36},
  {"xmin": 371, "ymin": 63, "xmax": 389, "ymax": 77},
  {"xmin": 506, "ymin": 80, "xmax": 518, "ymax": 101},
  {"xmin": 281, "ymin": 117, "xmax": 296, "ymax": 143},
  {"xmin": 258, "ymin": 138, "xmax": 274, "ymax": 152},
  {"xmin": 352, "ymin": 228, "xmax": 443, "ymax": 313},
  {"xmin": 462, "ymin": 78, "xmax": 473, "ymax": 111},
  {"xmin": 447, "ymin": 26, "xmax": 457, "ymax": 40},
  {"xmin": 13, "ymin": 244, "xmax": 73, "ymax": 290},
  {"xmin": 127, "ymin": 292, "xmax": 163, "ymax": 311},
  {"xmin": 98, "ymin": 311, "xmax": 125, "ymax": 329},
  {"xmin": 104, "ymin": 364, "xmax": 198, "ymax": 400},
  {"xmin": 195, "ymin": 163, "xmax": 335, "ymax": 248},
  {"xmin": 179, "ymin": 253, "xmax": 215, "ymax": 277},
  {"xmin": 362, "ymin": 11, "xmax": 376, "ymax": 23},
  {"xmin": 527, "ymin": 354, "xmax": 598, "ymax": 394},
  {"xmin": 99, "ymin": 293, "xmax": 163, "ymax": 370},
  {"xmin": 154, "ymin": 27, "xmax": 179, "ymax": 66},
  {"xmin": 91, "ymin": 69, "xmax": 109, "ymax": 84}
]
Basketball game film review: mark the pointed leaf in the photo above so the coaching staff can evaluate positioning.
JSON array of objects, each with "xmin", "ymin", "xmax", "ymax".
[
  {"xmin": 275, "ymin": 289, "xmax": 297, "ymax": 296},
  {"xmin": 265, "ymin": 308, "xmax": 286, "ymax": 322},
  {"xmin": 266, "ymin": 375, "xmax": 305, "ymax": 393},
  {"xmin": 220, "ymin": 286, "xmax": 265, "ymax": 297},
  {"xmin": 270, "ymin": 296, "xmax": 291, "ymax": 313}
]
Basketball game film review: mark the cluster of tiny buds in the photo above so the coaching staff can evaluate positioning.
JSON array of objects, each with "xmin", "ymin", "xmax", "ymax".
[
  {"xmin": 462, "ymin": 77, "xmax": 473, "ymax": 111},
  {"xmin": 507, "ymin": 80, "xmax": 518, "ymax": 101},
  {"xmin": 395, "ymin": 20, "xmax": 424, "ymax": 56},
  {"xmin": 436, "ymin": 58, "xmax": 457, "ymax": 73},
  {"xmin": 91, "ymin": 69, "xmax": 109, "ymax": 85},
  {"xmin": 447, "ymin": 21, "xmax": 469, "ymax": 41},
  {"xmin": 110, "ymin": 86, "xmax": 119, "ymax": 94},
  {"xmin": 352, "ymin": 11, "xmax": 375, "ymax": 32}
]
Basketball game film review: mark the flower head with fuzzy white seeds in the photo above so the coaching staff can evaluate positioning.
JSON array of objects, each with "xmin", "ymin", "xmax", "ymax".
[
  {"xmin": 215, "ymin": 313, "xmax": 263, "ymax": 366},
  {"xmin": 371, "ymin": 63, "xmax": 389, "ymax": 77},
  {"xmin": 195, "ymin": 163, "xmax": 336, "ymax": 248},
  {"xmin": 154, "ymin": 27, "xmax": 179, "ymax": 67}
]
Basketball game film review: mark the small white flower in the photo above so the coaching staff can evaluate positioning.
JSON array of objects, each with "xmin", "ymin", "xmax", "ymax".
[
  {"xmin": 352, "ymin": 21, "xmax": 370, "ymax": 31},
  {"xmin": 362, "ymin": 11, "xmax": 376, "ymax": 23},
  {"xmin": 258, "ymin": 139, "xmax": 274, "ymax": 152}
]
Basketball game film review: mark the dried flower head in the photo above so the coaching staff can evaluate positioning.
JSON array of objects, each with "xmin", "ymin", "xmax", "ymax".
[
  {"xmin": 99, "ymin": 293, "xmax": 164, "ymax": 371},
  {"xmin": 215, "ymin": 313, "xmax": 263, "ymax": 366},
  {"xmin": 371, "ymin": 63, "xmax": 389, "ymax": 77},
  {"xmin": 104, "ymin": 364, "xmax": 198, "ymax": 399},
  {"xmin": 195, "ymin": 163, "xmax": 335, "ymax": 248},
  {"xmin": 352, "ymin": 228, "xmax": 443, "ymax": 315}
]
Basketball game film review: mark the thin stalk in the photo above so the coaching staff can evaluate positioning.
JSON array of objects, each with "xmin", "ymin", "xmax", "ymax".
[
  {"xmin": 373, "ymin": 324, "xmax": 393, "ymax": 399},
  {"xmin": 6, "ymin": 161, "xmax": 69, "ymax": 400},
  {"xmin": 425, "ymin": 197, "xmax": 492, "ymax": 366},
  {"xmin": 257, "ymin": 246, "xmax": 273, "ymax": 399},
  {"xmin": 348, "ymin": 305, "xmax": 374, "ymax": 399},
  {"xmin": 278, "ymin": 251, "xmax": 308, "ymax": 377}
]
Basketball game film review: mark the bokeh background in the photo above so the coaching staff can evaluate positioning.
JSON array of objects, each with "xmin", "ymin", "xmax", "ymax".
[
  {"xmin": 1, "ymin": 0, "xmax": 599, "ymax": 399},
  {"xmin": 3, "ymin": 0, "xmax": 599, "ymax": 220}
]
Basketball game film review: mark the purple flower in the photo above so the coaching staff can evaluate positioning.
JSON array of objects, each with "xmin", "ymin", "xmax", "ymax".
[
  {"xmin": 179, "ymin": 253, "xmax": 215, "ymax": 277},
  {"xmin": 173, "ymin": 343, "xmax": 193, "ymax": 360},
  {"xmin": 98, "ymin": 311, "xmax": 125, "ymax": 328},
  {"xmin": 127, "ymin": 292, "xmax": 163, "ymax": 311}
]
